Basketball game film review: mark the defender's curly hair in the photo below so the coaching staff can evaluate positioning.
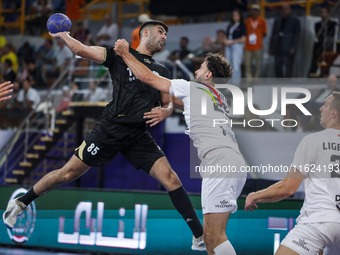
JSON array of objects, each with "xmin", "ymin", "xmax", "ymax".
[{"xmin": 204, "ymin": 53, "xmax": 233, "ymax": 83}]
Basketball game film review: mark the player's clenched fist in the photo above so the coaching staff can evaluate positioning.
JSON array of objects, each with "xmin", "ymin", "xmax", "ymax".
[
  {"xmin": 114, "ymin": 39, "xmax": 129, "ymax": 56},
  {"xmin": 0, "ymin": 81, "xmax": 13, "ymax": 102}
]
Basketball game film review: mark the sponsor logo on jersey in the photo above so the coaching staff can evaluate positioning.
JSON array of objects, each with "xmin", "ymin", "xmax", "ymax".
[
  {"xmin": 6, "ymin": 188, "xmax": 36, "ymax": 244},
  {"xmin": 144, "ymin": 58, "xmax": 151, "ymax": 64},
  {"xmin": 292, "ymin": 239, "xmax": 310, "ymax": 251},
  {"xmin": 215, "ymin": 200, "xmax": 232, "ymax": 208}
]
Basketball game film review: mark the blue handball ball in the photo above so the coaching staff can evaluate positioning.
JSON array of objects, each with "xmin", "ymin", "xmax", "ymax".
[{"xmin": 47, "ymin": 13, "xmax": 72, "ymax": 33}]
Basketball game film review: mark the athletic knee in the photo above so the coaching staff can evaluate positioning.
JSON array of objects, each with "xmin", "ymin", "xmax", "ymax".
[
  {"xmin": 165, "ymin": 170, "xmax": 182, "ymax": 191},
  {"xmin": 57, "ymin": 166, "xmax": 78, "ymax": 183},
  {"xmin": 203, "ymin": 229, "xmax": 224, "ymax": 249}
]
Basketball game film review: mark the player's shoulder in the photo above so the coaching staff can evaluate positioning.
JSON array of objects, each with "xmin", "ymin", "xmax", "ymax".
[{"xmin": 302, "ymin": 129, "xmax": 335, "ymax": 143}]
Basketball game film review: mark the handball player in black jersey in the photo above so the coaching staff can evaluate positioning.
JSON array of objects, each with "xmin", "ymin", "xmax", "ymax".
[{"xmin": 3, "ymin": 20, "xmax": 205, "ymax": 250}]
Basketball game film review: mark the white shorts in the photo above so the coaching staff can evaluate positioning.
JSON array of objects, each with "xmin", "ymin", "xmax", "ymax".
[
  {"xmin": 201, "ymin": 148, "xmax": 247, "ymax": 215},
  {"xmin": 280, "ymin": 222, "xmax": 340, "ymax": 255}
]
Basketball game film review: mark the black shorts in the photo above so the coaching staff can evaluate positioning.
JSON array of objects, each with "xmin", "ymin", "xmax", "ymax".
[{"xmin": 74, "ymin": 123, "xmax": 165, "ymax": 173}]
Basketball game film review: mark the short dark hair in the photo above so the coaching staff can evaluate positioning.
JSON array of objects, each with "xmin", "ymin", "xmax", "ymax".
[
  {"xmin": 331, "ymin": 91, "xmax": 340, "ymax": 120},
  {"xmin": 181, "ymin": 36, "xmax": 189, "ymax": 43},
  {"xmin": 139, "ymin": 20, "xmax": 168, "ymax": 39},
  {"xmin": 204, "ymin": 53, "xmax": 233, "ymax": 83},
  {"xmin": 321, "ymin": 6, "xmax": 329, "ymax": 13},
  {"xmin": 4, "ymin": 59, "xmax": 12, "ymax": 67}
]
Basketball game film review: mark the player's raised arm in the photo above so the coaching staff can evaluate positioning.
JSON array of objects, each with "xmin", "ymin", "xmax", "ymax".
[
  {"xmin": 245, "ymin": 167, "xmax": 304, "ymax": 212},
  {"xmin": 0, "ymin": 81, "xmax": 13, "ymax": 102},
  {"xmin": 49, "ymin": 32, "xmax": 105, "ymax": 64},
  {"xmin": 115, "ymin": 39, "xmax": 172, "ymax": 93}
]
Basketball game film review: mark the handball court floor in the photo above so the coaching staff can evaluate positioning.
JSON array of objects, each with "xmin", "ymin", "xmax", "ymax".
[{"xmin": 0, "ymin": 247, "xmax": 79, "ymax": 255}]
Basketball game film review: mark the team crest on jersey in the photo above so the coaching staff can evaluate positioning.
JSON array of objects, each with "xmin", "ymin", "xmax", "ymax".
[
  {"xmin": 144, "ymin": 58, "xmax": 151, "ymax": 64},
  {"xmin": 6, "ymin": 188, "xmax": 36, "ymax": 244}
]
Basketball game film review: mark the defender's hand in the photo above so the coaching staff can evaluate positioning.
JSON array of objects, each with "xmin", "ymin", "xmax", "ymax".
[
  {"xmin": 0, "ymin": 81, "xmax": 13, "ymax": 102},
  {"xmin": 245, "ymin": 192, "xmax": 259, "ymax": 212},
  {"xmin": 115, "ymin": 39, "xmax": 129, "ymax": 57},
  {"xmin": 144, "ymin": 107, "xmax": 170, "ymax": 127}
]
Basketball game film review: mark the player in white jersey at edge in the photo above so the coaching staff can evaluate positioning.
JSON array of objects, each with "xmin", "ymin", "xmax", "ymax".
[
  {"xmin": 114, "ymin": 39, "xmax": 247, "ymax": 255},
  {"xmin": 245, "ymin": 92, "xmax": 340, "ymax": 255}
]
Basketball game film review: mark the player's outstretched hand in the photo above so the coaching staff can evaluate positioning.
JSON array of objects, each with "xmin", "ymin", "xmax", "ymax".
[
  {"xmin": 114, "ymin": 39, "xmax": 129, "ymax": 57},
  {"xmin": 144, "ymin": 107, "xmax": 170, "ymax": 127},
  {"xmin": 0, "ymin": 81, "xmax": 13, "ymax": 102},
  {"xmin": 245, "ymin": 192, "xmax": 259, "ymax": 212}
]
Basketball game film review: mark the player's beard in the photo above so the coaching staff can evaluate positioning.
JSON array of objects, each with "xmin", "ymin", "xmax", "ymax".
[{"xmin": 145, "ymin": 35, "xmax": 163, "ymax": 55}]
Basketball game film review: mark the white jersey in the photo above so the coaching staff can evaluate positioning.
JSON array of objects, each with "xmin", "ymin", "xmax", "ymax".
[
  {"xmin": 291, "ymin": 128, "xmax": 340, "ymax": 224},
  {"xmin": 169, "ymin": 79, "xmax": 240, "ymax": 160}
]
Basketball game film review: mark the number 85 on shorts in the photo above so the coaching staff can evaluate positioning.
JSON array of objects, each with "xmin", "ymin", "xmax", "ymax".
[
  {"xmin": 74, "ymin": 141, "xmax": 106, "ymax": 166},
  {"xmin": 87, "ymin": 143, "xmax": 100, "ymax": 155}
]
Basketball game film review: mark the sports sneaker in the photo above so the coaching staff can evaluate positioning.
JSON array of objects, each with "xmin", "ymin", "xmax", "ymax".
[
  {"xmin": 3, "ymin": 198, "xmax": 27, "ymax": 229},
  {"xmin": 191, "ymin": 235, "xmax": 206, "ymax": 251}
]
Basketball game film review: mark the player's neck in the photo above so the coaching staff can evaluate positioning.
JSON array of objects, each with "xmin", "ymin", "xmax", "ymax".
[
  {"xmin": 135, "ymin": 45, "xmax": 153, "ymax": 57},
  {"xmin": 325, "ymin": 121, "xmax": 340, "ymax": 130}
]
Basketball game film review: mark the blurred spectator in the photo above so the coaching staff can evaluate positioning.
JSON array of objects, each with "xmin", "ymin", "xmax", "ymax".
[
  {"xmin": 168, "ymin": 37, "xmax": 191, "ymax": 61},
  {"xmin": 35, "ymin": 39, "xmax": 56, "ymax": 87},
  {"xmin": 225, "ymin": 9, "xmax": 246, "ymax": 86},
  {"xmin": 17, "ymin": 42, "xmax": 34, "ymax": 63},
  {"xmin": 0, "ymin": 35, "xmax": 7, "ymax": 58},
  {"xmin": 85, "ymin": 80, "xmax": 107, "ymax": 102},
  {"xmin": 52, "ymin": 0, "xmax": 65, "ymax": 12},
  {"xmin": 183, "ymin": 37, "xmax": 212, "ymax": 74},
  {"xmin": 309, "ymin": 6, "xmax": 338, "ymax": 77},
  {"xmin": 17, "ymin": 79, "xmax": 41, "ymax": 111},
  {"xmin": 66, "ymin": 0, "xmax": 85, "ymax": 21},
  {"xmin": 297, "ymin": 75, "xmax": 338, "ymax": 132},
  {"xmin": 70, "ymin": 82, "xmax": 83, "ymax": 101},
  {"xmin": 17, "ymin": 58, "xmax": 36, "ymax": 87},
  {"xmin": 26, "ymin": 0, "xmax": 53, "ymax": 35},
  {"xmin": 96, "ymin": 14, "xmax": 119, "ymax": 47},
  {"xmin": 1, "ymin": 44, "xmax": 19, "ymax": 73},
  {"xmin": 2, "ymin": 59, "xmax": 16, "ymax": 83},
  {"xmin": 131, "ymin": 13, "xmax": 151, "ymax": 50},
  {"xmin": 74, "ymin": 21, "xmax": 93, "ymax": 46},
  {"xmin": 269, "ymin": 4, "xmax": 300, "ymax": 78},
  {"xmin": 42, "ymin": 40, "xmax": 73, "ymax": 80},
  {"xmin": 211, "ymin": 30, "xmax": 227, "ymax": 56},
  {"xmin": 244, "ymin": 4, "xmax": 267, "ymax": 80},
  {"xmin": 56, "ymin": 86, "xmax": 71, "ymax": 113}
]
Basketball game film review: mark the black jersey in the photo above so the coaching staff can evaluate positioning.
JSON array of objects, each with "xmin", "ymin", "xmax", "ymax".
[{"xmin": 98, "ymin": 47, "xmax": 170, "ymax": 130}]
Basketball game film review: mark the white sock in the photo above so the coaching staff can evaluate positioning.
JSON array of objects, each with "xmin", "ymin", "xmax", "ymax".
[{"xmin": 213, "ymin": 240, "xmax": 237, "ymax": 255}]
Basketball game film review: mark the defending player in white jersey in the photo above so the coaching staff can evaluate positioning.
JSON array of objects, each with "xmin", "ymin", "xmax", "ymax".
[
  {"xmin": 245, "ymin": 92, "xmax": 340, "ymax": 255},
  {"xmin": 114, "ymin": 39, "xmax": 247, "ymax": 255}
]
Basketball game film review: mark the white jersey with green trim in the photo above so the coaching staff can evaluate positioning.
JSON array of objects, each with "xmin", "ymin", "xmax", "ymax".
[{"xmin": 169, "ymin": 79, "xmax": 240, "ymax": 160}]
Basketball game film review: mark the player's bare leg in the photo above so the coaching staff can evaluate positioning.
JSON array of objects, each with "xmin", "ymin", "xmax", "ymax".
[
  {"xmin": 3, "ymin": 155, "xmax": 90, "ymax": 229},
  {"xmin": 149, "ymin": 156, "xmax": 205, "ymax": 250},
  {"xmin": 275, "ymin": 245, "xmax": 299, "ymax": 255},
  {"xmin": 149, "ymin": 156, "xmax": 181, "ymax": 191},
  {"xmin": 33, "ymin": 155, "xmax": 91, "ymax": 195},
  {"xmin": 203, "ymin": 212, "xmax": 235, "ymax": 255}
]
